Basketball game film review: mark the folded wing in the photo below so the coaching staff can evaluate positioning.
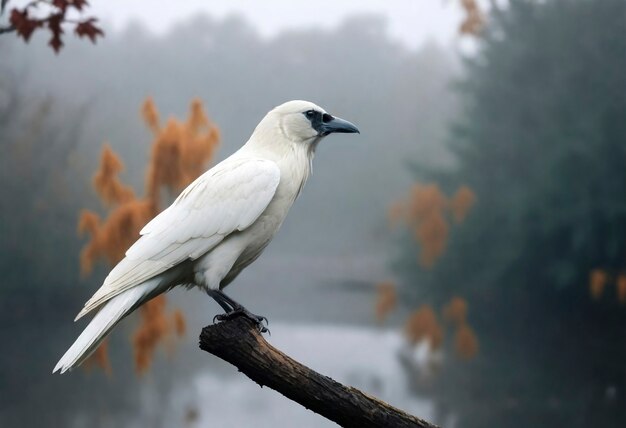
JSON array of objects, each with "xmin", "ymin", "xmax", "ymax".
[{"xmin": 75, "ymin": 157, "xmax": 281, "ymax": 320}]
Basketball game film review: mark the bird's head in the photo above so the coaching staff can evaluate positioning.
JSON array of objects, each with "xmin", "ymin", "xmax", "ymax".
[{"xmin": 255, "ymin": 100, "xmax": 359, "ymax": 146}]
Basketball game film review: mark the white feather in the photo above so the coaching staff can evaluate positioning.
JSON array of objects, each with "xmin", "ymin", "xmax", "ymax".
[
  {"xmin": 74, "ymin": 158, "xmax": 280, "ymax": 320},
  {"xmin": 55, "ymin": 100, "xmax": 347, "ymax": 374},
  {"xmin": 54, "ymin": 278, "xmax": 160, "ymax": 373}
]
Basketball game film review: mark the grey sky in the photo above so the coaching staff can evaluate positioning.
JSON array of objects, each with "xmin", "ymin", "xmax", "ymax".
[{"xmin": 86, "ymin": 0, "xmax": 465, "ymax": 49}]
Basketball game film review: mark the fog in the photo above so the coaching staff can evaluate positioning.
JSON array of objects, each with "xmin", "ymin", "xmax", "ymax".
[{"xmin": 1, "ymin": 1, "xmax": 624, "ymax": 427}]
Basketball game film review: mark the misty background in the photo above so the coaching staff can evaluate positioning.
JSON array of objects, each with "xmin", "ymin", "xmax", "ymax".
[{"xmin": 1, "ymin": 0, "xmax": 625, "ymax": 427}]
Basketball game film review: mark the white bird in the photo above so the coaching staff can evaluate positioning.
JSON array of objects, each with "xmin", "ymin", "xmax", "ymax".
[{"xmin": 54, "ymin": 100, "xmax": 359, "ymax": 374}]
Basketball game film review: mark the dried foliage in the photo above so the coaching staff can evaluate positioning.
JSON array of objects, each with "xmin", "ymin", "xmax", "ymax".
[
  {"xmin": 132, "ymin": 295, "xmax": 170, "ymax": 374},
  {"xmin": 374, "ymin": 281, "xmax": 397, "ymax": 323},
  {"xmin": 173, "ymin": 309, "xmax": 187, "ymax": 337},
  {"xmin": 444, "ymin": 297, "xmax": 479, "ymax": 360},
  {"xmin": 454, "ymin": 323, "xmax": 479, "ymax": 360},
  {"xmin": 459, "ymin": 0, "xmax": 485, "ymax": 36},
  {"xmin": 2, "ymin": 0, "xmax": 103, "ymax": 53},
  {"xmin": 144, "ymin": 98, "xmax": 220, "ymax": 206},
  {"xmin": 403, "ymin": 299, "xmax": 479, "ymax": 360},
  {"xmin": 92, "ymin": 144, "xmax": 135, "ymax": 206},
  {"xmin": 141, "ymin": 97, "xmax": 161, "ymax": 135},
  {"xmin": 79, "ymin": 97, "xmax": 220, "ymax": 374},
  {"xmin": 390, "ymin": 182, "xmax": 475, "ymax": 269},
  {"xmin": 404, "ymin": 305, "xmax": 444, "ymax": 349},
  {"xmin": 78, "ymin": 158, "xmax": 155, "ymax": 273},
  {"xmin": 386, "ymin": 182, "xmax": 479, "ymax": 363},
  {"xmin": 589, "ymin": 269, "xmax": 607, "ymax": 300},
  {"xmin": 449, "ymin": 185, "xmax": 476, "ymax": 224},
  {"xmin": 442, "ymin": 296, "xmax": 468, "ymax": 325},
  {"xmin": 409, "ymin": 184, "xmax": 448, "ymax": 268},
  {"xmin": 588, "ymin": 269, "xmax": 626, "ymax": 304},
  {"xmin": 372, "ymin": 282, "xmax": 479, "ymax": 361}
]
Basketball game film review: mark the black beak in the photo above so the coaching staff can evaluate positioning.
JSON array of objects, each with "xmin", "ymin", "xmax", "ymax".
[{"xmin": 319, "ymin": 114, "xmax": 360, "ymax": 136}]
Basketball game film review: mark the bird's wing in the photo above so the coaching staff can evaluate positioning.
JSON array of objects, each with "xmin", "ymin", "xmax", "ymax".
[{"xmin": 76, "ymin": 158, "xmax": 281, "ymax": 320}]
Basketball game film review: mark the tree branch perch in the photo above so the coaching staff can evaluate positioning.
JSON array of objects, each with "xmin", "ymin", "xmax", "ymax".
[{"xmin": 199, "ymin": 317, "xmax": 438, "ymax": 428}]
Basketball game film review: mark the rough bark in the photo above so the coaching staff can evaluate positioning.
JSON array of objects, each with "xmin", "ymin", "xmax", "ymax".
[{"xmin": 199, "ymin": 317, "xmax": 438, "ymax": 428}]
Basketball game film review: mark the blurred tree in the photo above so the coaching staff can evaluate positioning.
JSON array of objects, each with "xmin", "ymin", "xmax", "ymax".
[
  {"xmin": 79, "ymin": 97, "xmax": 220, "ymax": 374},
  {"xmin": 0, "ymin": 17, "xmax": 461, "ymax": 426},
  {"xmin": 397, "ymin": 0, "xmax": 626, "ymax": 426},
  {"xmin": 385, "ymin": 182, "xmax": 479, "ymax": 371},
  {"xmin": 0, "ymin": 66, "xmax": 108, "ymax": 427},
  {"xmin": 0, "ymin": 0, "xmax": 103, "ymax": 53}
]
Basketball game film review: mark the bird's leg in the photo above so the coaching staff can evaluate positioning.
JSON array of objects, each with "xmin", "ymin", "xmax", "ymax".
[
  {"xmin": 207, "ymin": 290, "xmax": 236, "ymax": 313},
  {"xmin": 207, "ymin": 289, "xmax": 269, "ymax": 333}
]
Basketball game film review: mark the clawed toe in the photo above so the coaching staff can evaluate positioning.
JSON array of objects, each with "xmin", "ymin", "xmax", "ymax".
[
  {"xmin": 213, "ymin": 308, "xmax": 270, "ymax": 333},
  {"xmin": 208, "ymin": 290, "xmax": 269, "ymax": 333}
]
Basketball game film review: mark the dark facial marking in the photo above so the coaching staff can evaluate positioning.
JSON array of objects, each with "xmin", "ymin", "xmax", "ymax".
[{"xmin": 303, "ymin": 109, "xmax": 334, "ymax": 136}]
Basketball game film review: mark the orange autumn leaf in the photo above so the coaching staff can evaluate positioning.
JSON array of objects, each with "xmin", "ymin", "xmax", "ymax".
[
  {"xmin": 145, "ymin": 99, "xmax": 220, "ymax": 205},
  {"xmin": 443, "ymin": 296, "xmax": 468, "ymax": 325},
  {"xmin": 454, "ymin": 323, "xmax": 479, "ymax": 360},
  {"xmin": 141, "ymin": 97, "xmax": 161, "ymax": 135},
  {"xmin": 391, "ymin": 182, "xmax": 474, "ymax": 269},
  {"xmin": 92, "ymin": 144, "xmax": 135, "ymax": 207},
  {"xmin": 407, "ymin": 183, "xmax": 449, "ymax": 268},
  {"xmin": 415, "ymin": 213, "xmax": 448, "ymax": 268},
  {"xmin": 78, "ymin": 198, "xmax": 156, "ymax": 274},
  {"xmin": 589, "ymin": 269, "xmax": 608, "ymax": 300},
  {"xmin": 78, "ymin": 97, "xmax": 220, "ymax": 375},
  {"xmin": 449, "ymin": 185, "xmax": 476, "ymax": 224},
  {"xmin": 459, "ymin": 0, "xmax": 485, "ymax": 36},
  {"xmin": 407, "ymin": 183, "xmax": 447, "ymax": 226},
  {"xmin": 173, "ymin": 309, "xmax": 187, "ymax": 337},
  {"xmin": 133, "ymin": 295, "xmax": 171, "ymax": 375},
  {"xmin": 404, "ymin": 305, "xmax": 444, "ymax": 349}
]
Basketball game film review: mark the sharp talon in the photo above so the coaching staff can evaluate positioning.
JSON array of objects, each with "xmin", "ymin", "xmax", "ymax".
[
  {"xmin": 212, "ymin": 307, "xmax": 269, "ymax": 334},
  {"xmin": 252, "ymin": 317, "xmax": 269, "ymax": 334}
]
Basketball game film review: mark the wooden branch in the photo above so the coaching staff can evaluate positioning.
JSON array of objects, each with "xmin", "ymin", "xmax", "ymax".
[{"xmin": 199, "ymin": 317, "xmax": 438, "ymax": 428}]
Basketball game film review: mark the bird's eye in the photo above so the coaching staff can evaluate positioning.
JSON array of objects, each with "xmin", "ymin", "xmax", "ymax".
[
  {"xmin": 322, "ymin": 113, "xmax": 334, "ymax": 123},
  {"xmin": 304, "ymin": 110, "xmax": 316, "ymax": 119}
]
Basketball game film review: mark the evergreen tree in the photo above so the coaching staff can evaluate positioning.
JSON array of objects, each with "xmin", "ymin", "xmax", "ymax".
[{"xmin": 398, "ymin": 0, "xmax": 626, "ymax": 426}]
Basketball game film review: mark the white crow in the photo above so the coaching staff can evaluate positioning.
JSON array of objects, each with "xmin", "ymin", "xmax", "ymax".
[{"xmin": 54, "ymin": 100, "xmax": 359, "ymax": 374}]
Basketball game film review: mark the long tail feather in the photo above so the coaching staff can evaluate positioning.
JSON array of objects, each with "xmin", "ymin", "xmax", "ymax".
[{"xmin": 53, "ymin": 279, "xmax": 160, "ymax": 374}]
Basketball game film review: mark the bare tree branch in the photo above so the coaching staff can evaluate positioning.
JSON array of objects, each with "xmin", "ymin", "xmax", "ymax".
[{"xmin": 199, "ymin": 317, "xmax": 439, "ymax": 428}]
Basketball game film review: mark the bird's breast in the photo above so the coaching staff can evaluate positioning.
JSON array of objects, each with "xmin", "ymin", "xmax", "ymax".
[{"xmin": 242, "ymin": 157, "xmax": 309, "ymax": 245}]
